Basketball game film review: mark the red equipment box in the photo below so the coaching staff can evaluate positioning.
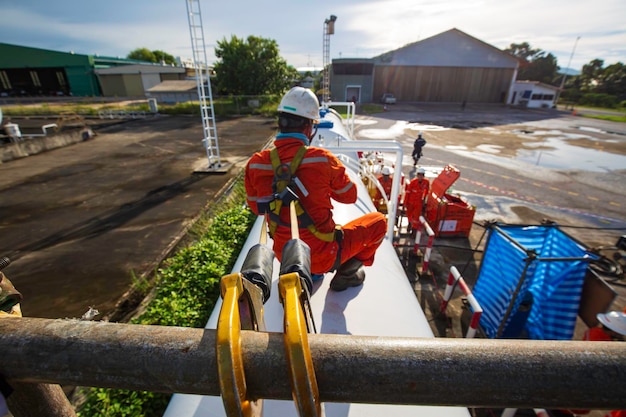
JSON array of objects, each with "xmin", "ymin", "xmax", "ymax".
[{"xmin": 425, "ymin": 165, "xmax": 475, "ymax": 237}]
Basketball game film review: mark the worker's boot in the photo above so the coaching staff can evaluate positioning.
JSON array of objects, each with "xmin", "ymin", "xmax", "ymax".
[{"xmin": 329, "ymin": 258, "xmax": 365, "ymax": 292}]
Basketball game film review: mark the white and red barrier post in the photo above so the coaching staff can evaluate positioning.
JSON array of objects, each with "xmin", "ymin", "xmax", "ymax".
[
  {"xmin": 440, "ymin": 266, "xmax": 483, "ymax": 338},
  {"xmin": 501, "ymin": 409, "xmax": 549, "ymax": 417},
  {"xmin": 415, "ymin": 216, "xmax": 434, "ymax": 279}
]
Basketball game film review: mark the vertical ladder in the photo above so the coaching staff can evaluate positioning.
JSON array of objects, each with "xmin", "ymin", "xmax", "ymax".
[{"xmin": 185, "ymin": 0, "xmax": 221, "ymax": 169}]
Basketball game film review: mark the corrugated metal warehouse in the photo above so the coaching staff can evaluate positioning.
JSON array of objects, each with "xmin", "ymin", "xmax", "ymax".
[
  {"xmin": 0, "ymin": 43, "xmax": 186, "ymax": 98},
  {"xmin": 0, "ymin": 43, "xmax": 103, "ymax": 97},
  {"xmin": 331, "ymin": 28, "xmax": 520, "ymax": 104},
  {"xmin": 95, "ymin": 65, "xmax": 186, "ymax": 97}
]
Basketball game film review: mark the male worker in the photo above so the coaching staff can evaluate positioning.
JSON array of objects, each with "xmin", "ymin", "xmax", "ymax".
[
  {"xmin": 584, "ymin": 310, "xmax": 626, "ymax": 342},
  {"xmin": 245, "ymin": 87, "xmax": 387, "ymax": 291},
  {"xmin": 404, "ymin": 167, "xmax": 430, "ymax": 232},
  {"xmin": 412, "ymin": 132, "xmax": 427, "ymax": 166},
  {"xmin": 373, "ymin": 165, "xmax": 394, "ymax": 212}
]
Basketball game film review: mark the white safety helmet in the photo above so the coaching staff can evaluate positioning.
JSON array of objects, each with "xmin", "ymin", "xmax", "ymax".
[
  {"xmin": 417, "ymin": 167, "xmax": 426, "ymax": 175},
  {"xmin": 597, "ymin": 311, "xmax": 626, "ymax": 336},
  {"xmin": 382, "ymin": 166, "xmax": 393, "ymax": 176},
  {"xmin": 277, "ymin": 87, "xmax": 320, "ymax": 123}
]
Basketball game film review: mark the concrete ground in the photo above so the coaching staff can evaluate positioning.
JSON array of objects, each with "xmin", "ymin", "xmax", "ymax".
[
  {"xmin": 353, "ymin": 104, "xmax": 626, "ymax": 340},
  {"xmin": 0, "ymin": 114, "xmax": 276, "ymax": 320}
]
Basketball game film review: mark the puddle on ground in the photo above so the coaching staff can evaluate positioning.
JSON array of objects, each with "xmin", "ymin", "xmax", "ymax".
[
  {"xmin": 510, "ymin": 129, "xmax": 626, "ymax": 172},
  {"xmin": 515, "ymin": 137, "xmax": 626, "ymax": 172},
  {"xmin": 359, "ymin": 120, "xmax": 626, "ymax": 173},
  {"xmin": 359, "ymin": 121, "xmax": 449, "ymax": 140}
]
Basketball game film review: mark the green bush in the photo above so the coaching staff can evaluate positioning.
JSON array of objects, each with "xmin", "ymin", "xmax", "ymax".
[
  {"xmin": 77, "ymin": 179, "xmax": 257, "ymax": 416},
  {"xmin": 579, "ymin": 93, "xmax": 619, "ymax": 108}
]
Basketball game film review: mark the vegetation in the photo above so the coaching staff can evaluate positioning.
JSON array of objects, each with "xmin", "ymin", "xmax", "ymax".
[
  {"xmin": 1, "ymin": 97, "xmax": 282, "ymax": 119},
  {"xmin": 504, "ymin": 42, "xmax": 559, "ymax": 85},
  {"xmin": 504, "ymin": 42, "xmax": 626, "ymax": 109},
  {"xmin": 76, "ymin": 179, "xmax": 256, "ymax": 416},
  {"xmin": 127, "ymin": 48, "xmax": 177, "ymax": 66},
  {"xmin": 213, "ymin": 35, "xmax": 299, "ymax": 96}
]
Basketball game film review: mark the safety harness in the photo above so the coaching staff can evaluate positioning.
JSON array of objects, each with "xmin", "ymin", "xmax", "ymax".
[{"xmin": 258, "ymin": 146, "xmax": 339, "ymax": 243}]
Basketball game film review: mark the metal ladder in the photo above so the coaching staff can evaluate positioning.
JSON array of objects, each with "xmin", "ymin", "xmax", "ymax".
[
  {"xmin": 322, "ymin": 24, "xmax": 330, "ymax": 103},
  {"xmin": 185, "ymin": 0, "xmax": 221, "ymax": 169}
]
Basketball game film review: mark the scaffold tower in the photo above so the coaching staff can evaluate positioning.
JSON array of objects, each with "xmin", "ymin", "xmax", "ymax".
[{"xmin": 186, "ymin": 0, "xmax": 221, "ymax": 169}]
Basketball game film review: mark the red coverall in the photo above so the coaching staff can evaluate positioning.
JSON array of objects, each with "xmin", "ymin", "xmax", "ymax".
[
  {"xmin": 245, "ymin": 137, "xmax": 387, "ymax": 275},
  {"xmin": 404, "ymin": 176, "xmax": 430, "ymax": 228},
  {"xmin": 373, "ymin": 173, "xmax": 393, "ymax": 212}
]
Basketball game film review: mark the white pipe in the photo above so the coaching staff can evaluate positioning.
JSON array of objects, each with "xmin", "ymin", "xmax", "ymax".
[{"xmin": 324, "ymin": 141, "xmax": 404, "ymax": 240}]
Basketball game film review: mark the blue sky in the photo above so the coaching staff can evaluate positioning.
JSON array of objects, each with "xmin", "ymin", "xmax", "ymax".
[{"xmin": 1, "ymin": 0, "xmax": 625, "ymax": 72}]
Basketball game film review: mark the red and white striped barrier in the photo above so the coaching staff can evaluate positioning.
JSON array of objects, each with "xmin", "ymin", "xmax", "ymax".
[
  {"xmin": 440, "ymin": 266, "xmax": 483, "ymax": 338},
  {"xmin": 414, "ymin": 215, "xmax": 434, "ymax": 276}
]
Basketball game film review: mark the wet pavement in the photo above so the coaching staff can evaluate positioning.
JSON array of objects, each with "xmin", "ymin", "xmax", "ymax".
[{"xmin": 352, "ymin": 104, "xmax": 626, "ymax": 342}]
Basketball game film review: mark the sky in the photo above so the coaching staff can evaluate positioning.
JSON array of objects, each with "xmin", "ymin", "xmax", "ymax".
[{"xmin": 1, "ymin": 0, "xmax": 625, "ymax": 73}]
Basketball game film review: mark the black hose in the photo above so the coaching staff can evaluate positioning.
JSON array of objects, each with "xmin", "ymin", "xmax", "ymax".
[{"xmin": 0, "ymin": 257, "xmax": 10, "ymax": 272}]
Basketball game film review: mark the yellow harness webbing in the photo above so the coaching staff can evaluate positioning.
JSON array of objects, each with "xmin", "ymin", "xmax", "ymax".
[{"xmin": 268, "ymin": 147, "xmax": 336, "ymax": 243}]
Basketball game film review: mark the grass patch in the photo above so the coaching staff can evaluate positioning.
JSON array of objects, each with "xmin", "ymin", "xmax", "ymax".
[
  {"xmin": 359, "ymin": 103, "xmax": 385, "ymax": 114},
  {"xmin": 580, "ymin": 114, "xmax": 626, "ymax": 123},
  {"xmin": 2, "ymin": 97, "xmax": 281, "ymax": 120},
  {"xmin": 76, "ymin": 178, "xmax": 256, "ymax": 417}
]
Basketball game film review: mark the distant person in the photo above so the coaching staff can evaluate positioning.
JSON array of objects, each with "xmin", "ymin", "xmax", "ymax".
[
  {"xmin": 373, "ymin": 166, "xmax": 394, "ymax": 212},
  {"xmin": 583, "ymin": 310, "xmax": 626, "ymax": 342},
  {"xmin": 412, "ymin": 133, "xmax": 426, "ymax": 166},
  {"xmin": 245, "ymin": 87, "xmax": 387, "ymax": 292},
  {"xmin": 404, "ymin": 167, "xmax": 430, "ymax": 232}
]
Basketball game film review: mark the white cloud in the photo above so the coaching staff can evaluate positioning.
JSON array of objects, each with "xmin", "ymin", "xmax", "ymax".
[{"xmin": 1, "ymin": 0, "xmax": 625, "ymax": 69}]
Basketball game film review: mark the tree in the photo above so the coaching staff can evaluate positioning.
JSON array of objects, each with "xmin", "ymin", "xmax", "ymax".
[
  {"xmin": 579, "ymin": 59, "xmax": 605, "ymax": 93},
  {"xmin": 600, "ymin": 62, "xmax": 626, "ymax": 97},
  {"xmin": 127, "ymin": 48, "xmax": 177, "ymax": 65},
  {"xmin": 152, "ymin": 50, "xmax": 177, "ymax": 66},
  {"xmin": 579, "ymin": 59, "xmax": 626, "ymax": 98},
  {"xmin": 504, "ymin": 42, "xmax": 543, "ymax": 62},
  {"xmin": 213, "ymin": 35, "xmax": 298, "ymax": 95},
  {"xmin": 504, "ymin": 42, "xmax": 559, "ymax": 84}
]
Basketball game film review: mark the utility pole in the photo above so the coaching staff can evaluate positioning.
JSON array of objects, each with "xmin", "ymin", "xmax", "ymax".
[{"xmin": 555, "ymin": 36, "xmax": 580, "ymax": 108}]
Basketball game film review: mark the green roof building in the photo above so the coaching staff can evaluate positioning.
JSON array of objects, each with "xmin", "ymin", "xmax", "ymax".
[{"xmin": 0, "ymin": 42, "xmax": 154, "ymax": 97}]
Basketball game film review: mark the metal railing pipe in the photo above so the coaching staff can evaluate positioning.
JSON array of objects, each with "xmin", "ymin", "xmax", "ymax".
[{"xmin": 0, "ymin": 317, "xmax": 624, "ymax": 410}]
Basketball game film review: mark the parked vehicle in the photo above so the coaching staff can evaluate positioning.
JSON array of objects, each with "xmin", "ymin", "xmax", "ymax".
[{"xmin": 381, "ymin": 93, "xmax": 396, "ymax": 104}]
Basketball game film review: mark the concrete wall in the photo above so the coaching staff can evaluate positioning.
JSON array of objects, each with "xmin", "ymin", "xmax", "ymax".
[{"xmin": 1, "ymin": 128, "xmax": 94, "ymax": 163}]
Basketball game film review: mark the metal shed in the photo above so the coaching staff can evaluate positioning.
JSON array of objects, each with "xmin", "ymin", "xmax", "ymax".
[
  {"xmin": 510, "ymin": 80, "xmax": 559, "ymax": 108},
  {"xmin": 95, "ymin": 64, "xmax": 186, "ymax": 97},
  {"xmin": 0, "ymin": 42, "xmax": 101, "ymax": 97}
]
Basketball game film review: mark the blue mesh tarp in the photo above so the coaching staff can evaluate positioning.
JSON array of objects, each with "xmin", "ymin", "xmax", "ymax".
[{"xmin": 472, "ymin": 225, "xmax": 595, "ymax": 340}]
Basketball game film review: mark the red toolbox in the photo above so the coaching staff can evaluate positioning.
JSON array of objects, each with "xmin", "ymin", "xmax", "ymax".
[{"xmin": 425, "ymin": 165, "xmax": 475, "ymax": 237}]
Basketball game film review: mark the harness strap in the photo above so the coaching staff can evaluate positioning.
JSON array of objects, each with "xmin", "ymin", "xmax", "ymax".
[{"xmin": 266, "ymin": 147, "xmax": 336, "ymax": 243}]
